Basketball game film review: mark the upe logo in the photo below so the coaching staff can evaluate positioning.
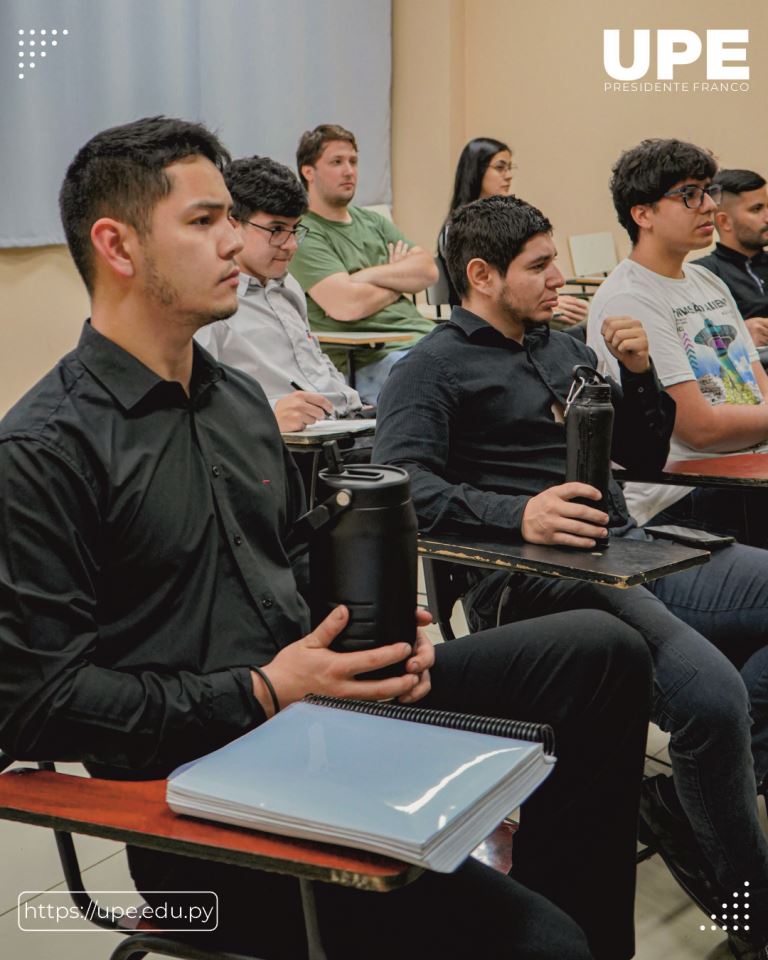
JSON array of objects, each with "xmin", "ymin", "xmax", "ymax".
[{"xmin": 603, "ymin": 29, "xmax": 749, "ymax": 81}]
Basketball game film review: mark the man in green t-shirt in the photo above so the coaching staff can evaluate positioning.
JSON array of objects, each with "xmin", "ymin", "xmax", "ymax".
[{"xmin": 289, "ymin": 123, "xmax": 437, "ymax": 403}]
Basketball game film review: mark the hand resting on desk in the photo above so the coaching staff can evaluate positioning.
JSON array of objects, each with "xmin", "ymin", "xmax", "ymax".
[
  {"xmin": 521, "ymin": 482, "xmax": 609, "ymax": 549},
  {"xmin": 252, "ymin": 606, "xmax": 434, "ymax": 717},
  {"xmin": 343, "ymin": 403, "xmax": 376, "ymax": 420}
]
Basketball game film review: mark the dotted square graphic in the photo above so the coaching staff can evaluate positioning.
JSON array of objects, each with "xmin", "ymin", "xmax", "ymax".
[
  {"xmin": 16, "ymin": 27, "xmax": 68, "ymax": 79},
  {"xmin": 699, "ymin": 882, "xmax": 750, "ymax": 935}
]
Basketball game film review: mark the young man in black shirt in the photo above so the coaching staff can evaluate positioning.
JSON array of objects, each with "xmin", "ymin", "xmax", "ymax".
[
  {"xmin": 374, "ymin": 194, "xmax": 768, "ymax": 960},
  {"xmin": 0, "ymin": 119, "xmax": 654, "ymax": 960},
  {"xmin": 695, "ymin": 168, "xmax": 768, "ymax": 347}
]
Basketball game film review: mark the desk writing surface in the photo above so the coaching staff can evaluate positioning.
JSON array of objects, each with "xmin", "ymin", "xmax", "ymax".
[
  {"xmin": 562, "ymin": 277, "xmax": 605, "ymax": 289},
  {"xmin": 282, "ymin": 423, "xmax": 375, "ymax": 447},
  {"xmin": 663, "ymin": 453, "xmax": 768, "ymax": 487},
  {"xmin": 418, "ymin": 534, "xmax": 709, "ymax": 588},
  {"xmin": 0, "ymin": 768, "xmax": 419, "ymax": 892},
  {"xmin": 615, "ymin": 452, "xmax": 768, "ymax": 489},
  {"xmin": 316, "ymin": 332, "xmax": 413, "ymax": 347}
]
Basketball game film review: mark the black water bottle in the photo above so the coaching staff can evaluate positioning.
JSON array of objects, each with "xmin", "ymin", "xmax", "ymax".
[
  {"xmin": 565, "ymin": 366, "xmax": 614, "ymax": 548},
  {"xmin": 311, "ymin": 462, "xmax": 418, "ymax": 679}
]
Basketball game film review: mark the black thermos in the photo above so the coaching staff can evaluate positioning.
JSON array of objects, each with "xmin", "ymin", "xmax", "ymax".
[
  {"xmin": 565, "ymin": 366, "xmax": 614, "ymax": 547},
  {"xmin": 311, "ymin": 463, "xmax": 417, "ymax": 679}
]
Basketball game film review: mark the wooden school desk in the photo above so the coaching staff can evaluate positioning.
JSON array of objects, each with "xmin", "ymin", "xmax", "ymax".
[{"xmin": 316, "ymin": 332, "xmax": 413, "ymax": 388}]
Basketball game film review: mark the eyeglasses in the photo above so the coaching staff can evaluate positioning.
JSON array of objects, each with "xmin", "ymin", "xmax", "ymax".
[
  {"xmin": 240, "ymin": 220, "xmax": 309, "ymax": 246},
  {"xmin": 661, "ymin": 184, "xmax": 723, "ymax": 209},
  {"xmin": 488, "ymin": 161, "xmax": 516, "ymax": 174}
]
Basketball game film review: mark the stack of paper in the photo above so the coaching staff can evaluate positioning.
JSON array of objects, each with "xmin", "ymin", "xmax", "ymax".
[
  {"xmin": 167, "ymin": 701, "xmax": 554, "ymax": 872},
  {"xmin": 289, "ymin": 418, "xmax": 376, "ymax": 436}
]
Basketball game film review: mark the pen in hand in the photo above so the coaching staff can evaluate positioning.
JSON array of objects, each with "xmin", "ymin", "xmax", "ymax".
[{"xmin": 289, "ymin": 381, "xmax": 336, "ymax": 420}]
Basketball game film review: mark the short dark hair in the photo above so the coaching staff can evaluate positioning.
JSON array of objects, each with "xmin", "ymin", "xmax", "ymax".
[
  {"xmin": 610, "ymin": 138, "xmax": 717, "ymax": 244},
  {"xmin": 225, "ymin": 156, "xmax": 308, "ymax": 222},
  {"xmin": 445, "ymin": 195, "xmax": 552, "ymax": 299},
  {"xmin": 714, "ymin": 168, "xmax": 767, "ymax": 196},
  {"xmin": 296, "ymin": 124, "xmax": 357, "ymax": 188},
  {"xmin": 59, "ymin": 116, "xmax": 231, "ymax": 293},
  {"xmin": 448, "ymin": 137, "xmax": 511, "ymax": 214}
]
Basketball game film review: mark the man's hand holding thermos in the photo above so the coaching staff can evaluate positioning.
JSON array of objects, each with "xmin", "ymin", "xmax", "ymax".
[{"xmin": 251, "ymin": 607, "xmax": 435, "ymax": 719}]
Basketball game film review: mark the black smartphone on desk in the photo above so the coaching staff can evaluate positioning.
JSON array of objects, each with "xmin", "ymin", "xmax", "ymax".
[{"xmin": 645, "ymin": 525, "xmax": 735, "ymax": 549}]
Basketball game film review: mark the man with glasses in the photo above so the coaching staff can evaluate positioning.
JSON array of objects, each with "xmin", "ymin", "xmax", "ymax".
[
  {"xmin": 589, "ymin": 139, "xmax": 768, "ymax": 550},
  {"xmin": 289, "ymin": 124, "xmax": 437, "ymax": 404},
  {"xmin": 195, "ymin": 156, "xmax": 366, "ymax": 430},
  {"xmin": 694, "ymin": 169, "xmax": 768, "ymax": 347}
]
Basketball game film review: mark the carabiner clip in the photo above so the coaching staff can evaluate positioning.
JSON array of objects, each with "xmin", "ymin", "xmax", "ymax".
[
  {"xmin": 564, "ymin": 376, "xmax": 586, "ymax": 420},
  {"xmin": 564, "ymin": 364, "xmax": 607, "ymax": 420}
]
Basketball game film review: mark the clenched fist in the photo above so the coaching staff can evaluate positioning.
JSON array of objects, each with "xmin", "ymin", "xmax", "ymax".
[{"xmin": 601, "ymin": 316, "xmax": 650, "ymax": 374}]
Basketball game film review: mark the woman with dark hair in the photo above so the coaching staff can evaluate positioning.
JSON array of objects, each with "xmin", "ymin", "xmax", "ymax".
[
  {"xmin": 437, "ymin": 138, "xmax": 588, "ymax": 327},
  {"xmin": 448, "ymin": 137, "xmax": 514, "ymax": 214}
]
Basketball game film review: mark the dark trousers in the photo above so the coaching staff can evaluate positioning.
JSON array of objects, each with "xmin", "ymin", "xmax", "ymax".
[
  {"xmin": 466, "ymin": 538, "xmax": 768, "ymax": 944},
  {"xmin": 129, "ymin": 610, "xmax": 651, "ymax": 960}
]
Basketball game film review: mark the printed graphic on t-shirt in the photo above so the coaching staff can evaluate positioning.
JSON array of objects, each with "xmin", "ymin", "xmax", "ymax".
[{"xmin": 674, "ymin": 299, "xmax": 762, "ymax": 406}]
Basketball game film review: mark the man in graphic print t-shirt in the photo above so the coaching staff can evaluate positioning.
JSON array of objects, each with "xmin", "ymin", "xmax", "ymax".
[
  {"xmin": 671, "ymin": 293, "xmax": 761, "ymax": 407},
  {"xmin": 588, "ymin": 138, "xmax": 768, "ymax": 547}
]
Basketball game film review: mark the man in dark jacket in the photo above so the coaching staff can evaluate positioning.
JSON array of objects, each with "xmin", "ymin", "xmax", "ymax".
[
  {"xmin": 695, "ymin": 168, "xmax": 768, "ymax": 347},
  {"xmin": 374, "ymin": 194, "xmax": 768, "ymax": 960}
]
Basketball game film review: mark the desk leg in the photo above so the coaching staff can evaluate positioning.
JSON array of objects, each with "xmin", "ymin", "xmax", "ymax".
[
  {"xmin": 309, "ymin": 450, "xmax": 320, "ymax": 506},
  {"xmin": 293, "ymin": 449, "xmax": 322, "ymax": 507},
  {"xmin": 346, "ymin": 349, "xmax": 357, "ymax": 390},
  {"xmin": 741, "ymin": 490, "xmax": 751, "ymax": 544},
  {"xmin": 299, "ymin": 878, "xmax": 328, "ymax": 960},
  {"xmin": 421, "ymin": 557, "xmax": 458, "ymax": 643}
]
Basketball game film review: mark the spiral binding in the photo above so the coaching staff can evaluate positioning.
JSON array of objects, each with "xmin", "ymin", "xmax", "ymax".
[{"xmin": 303, "ymin": 694, "xmax": 555, "ymax": 755}]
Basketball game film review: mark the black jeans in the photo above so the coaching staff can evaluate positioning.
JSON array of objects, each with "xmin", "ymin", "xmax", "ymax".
[{"xmin": 129, "ymin": 610, "xmax": 651, "ymax": 960}]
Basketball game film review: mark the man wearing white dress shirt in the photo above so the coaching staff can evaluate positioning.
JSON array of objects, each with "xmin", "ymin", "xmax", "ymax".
[{"xmin": 195, "ymin": 156, "xmax": 365, "ymax": 431}]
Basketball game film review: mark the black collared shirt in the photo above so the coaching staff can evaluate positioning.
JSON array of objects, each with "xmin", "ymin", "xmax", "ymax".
[
  {"xmin": 694, "ymin": 242, "xmax": 768, "ymax": 320},
  {"xmin": 0, "ymin": 322, "xmax": 308, "ymax": 778},
  {"xmin": 373, "ymin": 308, "xmax": 674, "ymax": 536}
]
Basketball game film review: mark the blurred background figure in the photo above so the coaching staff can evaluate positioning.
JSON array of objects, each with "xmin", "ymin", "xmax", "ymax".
[{"xmin": 437, "ymin": 137, "xmax": 588, "ymax": 330}]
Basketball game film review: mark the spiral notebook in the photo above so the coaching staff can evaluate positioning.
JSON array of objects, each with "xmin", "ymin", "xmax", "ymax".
[
  {"xmin": 167, "ymin": 696, "xmax": 555, "ymax": 873},
  {"xmin": 284, "ymin": 418, "xmax": 376, "ymax": 438}
]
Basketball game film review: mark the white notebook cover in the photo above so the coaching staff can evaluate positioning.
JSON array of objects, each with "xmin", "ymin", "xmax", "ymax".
[{"xmin": 167, "ymin": 701, "xmax": 553, "ymax": 870}]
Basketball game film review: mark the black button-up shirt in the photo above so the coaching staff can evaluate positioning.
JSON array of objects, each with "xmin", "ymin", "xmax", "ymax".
[
  {"xmin": 694, "ymin": 242, "xmax": 768, "ymax": 320},
  {"xmin": 0, "ymin": 322, "xmax": 308, "ymax": 778},
  {"xmin": 373, "ymin": 308, "xmax": 674, "ymax": 536}
]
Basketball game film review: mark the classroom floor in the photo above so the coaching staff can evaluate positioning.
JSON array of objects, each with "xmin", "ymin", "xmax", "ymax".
[{"xmin": 2, "ymin": 581, "xmax": 764, "ymax": 960}]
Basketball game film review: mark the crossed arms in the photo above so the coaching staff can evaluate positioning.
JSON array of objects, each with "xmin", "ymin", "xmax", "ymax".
[{"xmin": 308, "ymin": 240, "xmax": 438, "ymax": 323}]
